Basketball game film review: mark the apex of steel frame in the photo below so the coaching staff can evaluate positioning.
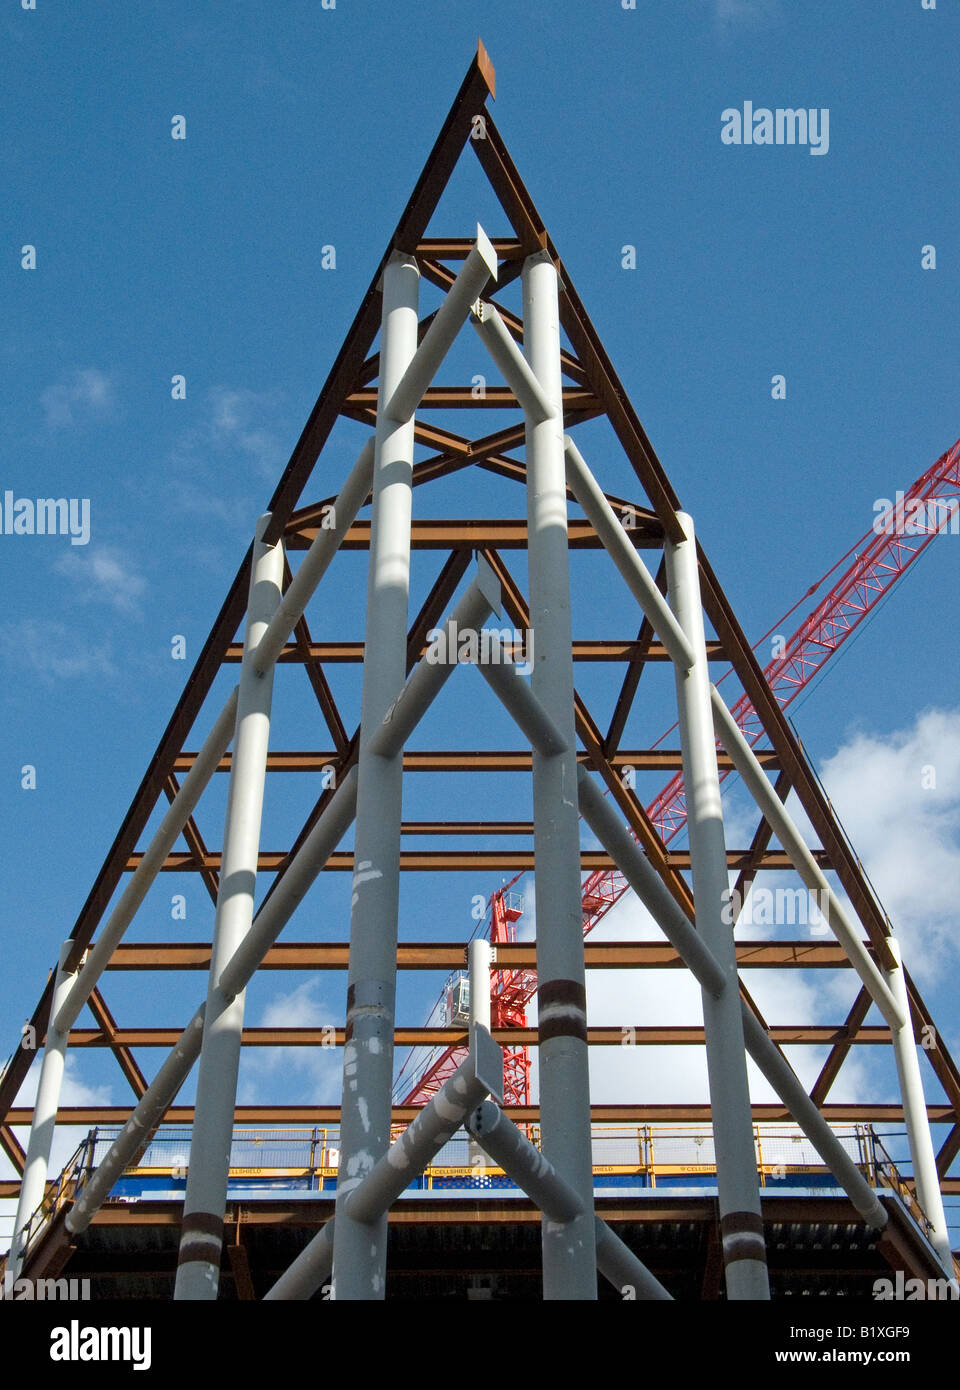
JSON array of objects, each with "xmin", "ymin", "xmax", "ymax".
[{"xmin": 3, "ymin": 41, "xmax": 957, "ymax": 1302}]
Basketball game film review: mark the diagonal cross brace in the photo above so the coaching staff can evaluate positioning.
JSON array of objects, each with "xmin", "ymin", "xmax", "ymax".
[{"xmin": 466, "ymin": 1100, "xmax": 672, "ymax": 1301}]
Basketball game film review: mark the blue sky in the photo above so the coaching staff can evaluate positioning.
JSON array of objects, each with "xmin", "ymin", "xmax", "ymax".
[{"xmin": 2, "ymin": 0, "xmax": 959, "ymax": 1240}]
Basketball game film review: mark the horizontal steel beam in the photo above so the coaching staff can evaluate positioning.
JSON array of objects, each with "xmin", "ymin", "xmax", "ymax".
[
  {"xmin": 172, "ymin": 748, "xmax": 778, "ymax": 773},
  {"xmin": 416, "ymin": 237, "xmax": 525, "ymax": 260},
  {"xmin": 7, "ymin": 1103, "xmax": 954, "ymax": 1126},
  {"xmin": 345, "ymin": 386, "xmax": 598, "ymax": 412},
  {"xmin": 223, "ymin": 638, "xmax": 728, "ymax": 663},
  {"xmin": 123, "ymin": 848, "xmax": 830, "ymax": 872},
  {"xmin": 97, "ymin": 940, "xmax": 866, "ymax": 971},
  {"xmin": 284, "ymin": 518, "xmax": 664, "ymax": 552},
  {"xmin": 64, "ymin": 1023, "xmax": 894, "ymax": 1048}
]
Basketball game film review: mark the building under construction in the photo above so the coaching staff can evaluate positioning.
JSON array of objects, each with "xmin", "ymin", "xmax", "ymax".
[{"xmin": 2, "ymin": 44, "xmax": 959, "ymax": 1302}]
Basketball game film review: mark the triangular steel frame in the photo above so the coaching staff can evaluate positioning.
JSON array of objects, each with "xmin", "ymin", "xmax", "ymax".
[{"xmin": 2, "ymin": 41, "xmax": 958, "ymax": 1301}]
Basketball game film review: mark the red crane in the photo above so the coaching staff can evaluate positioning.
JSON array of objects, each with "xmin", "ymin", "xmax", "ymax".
[{"xmin": 397, "ymin": 438, "xmax": 960, "ymax": 1108}]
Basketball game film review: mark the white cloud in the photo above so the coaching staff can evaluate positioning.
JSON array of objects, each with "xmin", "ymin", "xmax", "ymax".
[
  {"xmin": 579, "ymin": 886, "xmax": 869, "ymax": 1107},
  {"xmin": 40, "ymin": 369, "xmax": 115, "ymax": 430},
  {"xmin": 177, "ymin": 386, "xmax": 286, "ymax": 484},
  {"xmin": 794, "ymin": 708, "xmax": 960, "ymax": 985},
  {"xmin": 0, "ymin": 617, "xmax": 117, "ymax": 681},
  {"xmin": 54, "ymin": 544, "xmax": 148, "ymax": 616},
  {"xmin": 238, "ymin": 979, "xmax": 342, "ymax": 1104},
  {"xmin": 13, "ymin": 1053, "xmax": 113, "ymax": 1111}
]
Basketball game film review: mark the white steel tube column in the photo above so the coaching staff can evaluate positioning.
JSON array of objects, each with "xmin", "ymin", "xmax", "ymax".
[
  {"xmin": 665, "ymin": 512, "xmax": 770, "ymax": 1300},
  {"xmin": 174, "ymin": 514, "xmax": 284, "ymax": 1299},
  {"xmin": 10, "ymin": 941, "xmax": 74, "ymax": 1278},
  {"xmin": 885, "ymin": 938, "xmax": 954, "ymax": 1272},
  {"xmin": 55, "ymin": 687, "xmax": 240, "ymax": 1035},
  {"xmin": 469, "ymin": 938, "xmax": 492, "ymax": 1034},
  {"xmin": 522, "ymin": 250, "xmax": 597, "ymax": 1299},
  {"xmin": 331, "ymin": 250, "xmax": 420, "ymax": 1300}
]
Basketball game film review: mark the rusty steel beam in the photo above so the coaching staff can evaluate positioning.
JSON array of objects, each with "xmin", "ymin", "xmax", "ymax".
[
  {"xmin": 936, "ymin": 1125, "xmax": 960, "ymax": 1179},
  {"xmin": 403, "ymin": 550, "xmax": 472, "ymax": 679},
  {"xmin": 902, "ymin": 969, "xmax": 960, "ymax": 1130},
  {"xmin": 65, "ymin": 1023, "xmax": 893, "ymax": 1049},
  {"xmin": 172, "ymin": 748, "xmax": 775, "ymax": 774},
  {"xmin": 604, "ymin": 557, "xmax": 669, "ymax": 758},
  {"xmin": 810, "ymin": 988, "xmax": 873, "ymax": 1108},
  {"xmin": 281, "ymin": 554, "xmax": 350, "ymax": 755},
  {"xmin": 223, "ymin": 638, "xmax": 726, "ymax": 664},
  {"xmin": 96, "ymin": 940, "xmax": 864, "ymax": 972},
  {"xmin": 86, "ymin": 988, "xmax": 148, "ymax": 1099},
  {"xmin": 0, "ymin": 970, "xmax": 56, "ymax": 1138},
  {"xmin": 227, "ymin": 1241, "xmax": 256, "ymax": 1301},
  {"xmin": 7, "ymin": 1103, "xmax": 954, "ymax": 1127},
  {"xmin": 1, "ymin": 1124, "xmax": 26, "ymax": 1174},
  {"xmin": 162, "ymin": 772, "xmax": 219, "ymax": 904},
  {"xmin": 345, "ymin": 384, "xmax": 600, "ymax": 412},
  {"xmin": 123, "ymin": 847, "xmax": 832, "ymax": 873},
  {"xmin": 285, "ymin": 517, "xmax": 664, "ymax": 552},
  {"xmin": 728, "ymin": 771, "xmax": 791, "ymax": 914},
  {"xmin": 417, "ymin": 237, "xmax": 525, "ymax": 260}
]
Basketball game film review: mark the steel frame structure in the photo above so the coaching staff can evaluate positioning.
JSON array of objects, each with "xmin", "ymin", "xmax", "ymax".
[
  {"xmin": 2, "ymin": 43, "xmax": 958, "ymax": 1300},
  {"xmin": 401, "ymin": 437, "xmax": 960, "ymax": 1111}
]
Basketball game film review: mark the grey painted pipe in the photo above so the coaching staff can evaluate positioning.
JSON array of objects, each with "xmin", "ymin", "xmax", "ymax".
[
  {"xmin": 563, "ymin": 436, "xmax": 695, "ymax": 672},
  {"xmin": 710, "ymin": 685, "xmax": 903, "ymax": 1031},
  {"xmin": 254, "ymin": 440, "xmax": 376, "ymax": 675},
  {"xmin": 332, "ymin": 250, "xmax": 420, "ymax": 1300},
  {"xmin": 263, "ymin": 1218, "xmax": 335, "ymax": 1302},
  {"xmin": 473, "ymin": 638, "xmax": 568, "ymax": 757},
  {"xmin": 366, "ymin": 558, "xmax": 501, "ymax": 760},
  {"xmin": 471, "ymin": 300, "xmax": 556, "ymax": 423},
  {"xmin": 218, "ymin": 766, "xmax": 359, "ymax": 999},
  {"xmin": 66, "ymin": 1007, "xmax": 206, "ymax": 1236},
  {"xmin": 174, "ymin": 515, "xmax": 285, "ymax": 1299},
  {"xmin": 666, "ymin": 511, "xmax": 769, "ymax": 1300},
  {"xmin": 521, "ymin": 251, "xmax": 597, "ymax": 1298},
  {"xmin": 594, "ymin": 1219, "xmax": 673, "ymax": 1301},
  {"xmin": 575, "ymin": 765, "xmax": 727, "ymax": 999},
  {"xmin": 56, "ymin": 686, "xmax": 240, "ymax": 1035},
  {"xmin": 345, "ymin": 1025, "xmax": 502, "ymax": 1226},
  {"xmin": 386, "ymin": 226, "xmax": 497, "ymax": 423},
  {"xmin": 466, "ymin": 1100, "xmax": 582, "ymax": 1224}
]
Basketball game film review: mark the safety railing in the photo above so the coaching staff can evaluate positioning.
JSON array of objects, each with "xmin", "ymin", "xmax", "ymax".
[{"xmin": 7, "ymin": 1121, "xmax": 948, "ymax": 1272}]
